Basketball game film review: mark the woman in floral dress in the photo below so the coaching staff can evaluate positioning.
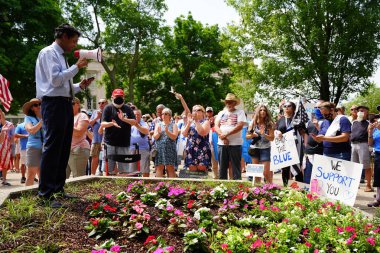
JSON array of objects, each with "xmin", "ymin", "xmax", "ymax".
[{"xmin": 182, "ymin": 105, "xmax": 211, "ymax": 171}]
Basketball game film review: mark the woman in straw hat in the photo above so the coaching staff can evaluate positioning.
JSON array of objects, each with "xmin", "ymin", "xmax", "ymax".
[{"xmin": 22, "ymin": 98, "xmax": 43, "ymax": 186}]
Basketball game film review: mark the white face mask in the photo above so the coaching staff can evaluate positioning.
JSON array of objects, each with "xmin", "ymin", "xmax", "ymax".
[{"xmin": 357, "ymin": 111, "xmax": 364, "ymax": 122}]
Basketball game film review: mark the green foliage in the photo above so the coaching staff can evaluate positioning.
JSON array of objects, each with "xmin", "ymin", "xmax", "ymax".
[
  {"xmin": 135, "ymin": 14, "xmax": 231, "ymax": 114},
  {"xmin": 227, "ymin": 0, "xmax": 380, "ymax": 104},
  {"xmin": 343, "ymin": 85, "xmax": 380, "ymax": 114},
  {"xmin": 0, "ymin": 0, "xmax": 63, "ymax": 113}
]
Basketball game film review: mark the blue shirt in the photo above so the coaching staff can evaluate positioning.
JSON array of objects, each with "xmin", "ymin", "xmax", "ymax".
[
  {"xmin": 90, "ymin": 110, "xmax": 102, "ymax": 144},
  {"xmin": 373, "ymin": 128, "xmax": 380, "ymax": 152},
  {"xmin": 319, "ymin": 116, "xmax": 351, "ymax": 154},
  {"xmin": 35, "ymin": 42, "xmax": 81, "ymax": 99},
  {"xmin": 130, "ymin": 120, "xmax": 149, "ymax": 151},
  {"xmin": 25, "ymin": 116, "xmax": 43, "ymax": 149},
  {"xmin": 15, "ymin": 122, "xmax": 28, "ymax": 150}
]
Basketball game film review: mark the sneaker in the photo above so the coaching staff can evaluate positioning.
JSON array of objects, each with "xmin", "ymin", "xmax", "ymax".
[
  {"xmin": 2, "ymin": 181, "xmax": 11, "ymax": 186},
  {"xmin": 95, "ymin": 170, "xmax": 102, "ymax": 176},
  {"xmin": 34, "ymin": 178, "xmax": 39, "ymax": 183},
  {"xmin": 21, "ymin": 177, "xmax": 26, "ymax": 184}
]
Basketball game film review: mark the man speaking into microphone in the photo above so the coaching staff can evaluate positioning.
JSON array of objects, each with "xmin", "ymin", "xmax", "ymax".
[{"xmin": 35, "ymin": 23, "xmax": 93, "ymax": 208}]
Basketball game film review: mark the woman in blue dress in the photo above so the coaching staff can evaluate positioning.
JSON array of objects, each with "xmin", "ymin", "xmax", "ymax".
[
  {"xmin": 182, "ymin": 105, "xmax": 211, "ymax": 172},
  {"xmin": 153, "ymin": 108, "xmax": 178, "ymax": 178}
]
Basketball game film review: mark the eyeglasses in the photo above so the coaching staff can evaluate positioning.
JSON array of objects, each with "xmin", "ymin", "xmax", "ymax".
[
  {"xmin": 98, "ymin": 101, "xmax": 106, "ymax": 105},
  {"xmin": 32, "ymin": 103, "xmax": 41, "ymax": 107},
  {"xmin": 163, "ymin": 113, "xmax": 170, "ymax": 116}
]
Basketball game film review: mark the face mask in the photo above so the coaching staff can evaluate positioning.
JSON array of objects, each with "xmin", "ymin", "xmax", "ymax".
[
  {"xmin": 322, "ymin": 113, "xmax": 333, "ymax": 121},
  {"xmin": 112, "ymin": 97, "xmax": 124, "ymax": 108},
  {"xmin": 314, "ymin": 108, "xmax": 324, "ymax": 120},
  {"xmin": 357, "ymin": 111, "xmax": 364, "ymax": 122}
]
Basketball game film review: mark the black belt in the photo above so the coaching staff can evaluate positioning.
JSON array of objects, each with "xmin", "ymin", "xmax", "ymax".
[
  {"xmin": 42, "ymin": 96, "xmax": 72, "ymax": 102},
  {"xmin": 351, "ymin": 141, "xmax": 367, "ymax": 144}
]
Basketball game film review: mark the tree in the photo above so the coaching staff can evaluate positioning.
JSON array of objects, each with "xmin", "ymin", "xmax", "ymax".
[
  {"xmin": 0, "ymin": 0, "xmax": 63, "ymax": 113},
  {"xmin": 60, "ymin": 0, "xmax": 168, "ymax": 102},
  {"xmin": 227, "ymin": 0, "xmax": 380, "ymax": 104},
  {"xmin": 343, "ymin": 84, "xmax": 380, "ymax": 114},
  {"xmin": 135, "ymin": 14, "xmax": 231, "ymax": 114}
]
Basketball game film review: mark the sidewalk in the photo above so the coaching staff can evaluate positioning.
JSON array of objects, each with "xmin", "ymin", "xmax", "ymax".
[{"xmin": 1, "ymin": 169, "xmax": 377, "ymax": 217}]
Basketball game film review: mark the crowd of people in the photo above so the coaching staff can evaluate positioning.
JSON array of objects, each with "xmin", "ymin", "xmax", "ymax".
[{"xmin": 0, "ymin": 23, "xmax": 378, "ymax": 209}]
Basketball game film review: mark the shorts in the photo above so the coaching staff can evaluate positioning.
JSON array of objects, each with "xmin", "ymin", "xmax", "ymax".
[
  {"xmin": 128, "ymin": 149, "xmax": 151, "ymax": 174},
  {"xmin": 20, "ymin": 150, "xmax": 26, "ymax": 165},
  {"xmin": 90, "ymin": 143, "xmax": 102, "ymax": 157},
  {"xmin": 248, "ymin": 147, "xmax": 271, "ymax": 162},
  {"xmin": 351, "ymin": 142, "xmax": 371, "ymax": 169},
  {"xmin": 26, "ymin": 147, "xmax": 42, "ymax": 167}
]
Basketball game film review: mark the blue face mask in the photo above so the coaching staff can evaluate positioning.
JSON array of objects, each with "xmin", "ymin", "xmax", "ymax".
[{"xmin": 314, "ymin": 108, "xmax": 324, "ymax": 120}]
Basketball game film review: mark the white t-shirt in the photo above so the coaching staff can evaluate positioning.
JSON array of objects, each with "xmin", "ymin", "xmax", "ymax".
[{"xmin": 216, "ymin": 108, "xmax": 247, "ymax": 145}]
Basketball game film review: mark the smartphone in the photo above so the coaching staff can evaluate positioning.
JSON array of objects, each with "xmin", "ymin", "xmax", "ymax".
[{"xmin": 86, "ymin": 76, "xmax": 95, "ymax": 82}]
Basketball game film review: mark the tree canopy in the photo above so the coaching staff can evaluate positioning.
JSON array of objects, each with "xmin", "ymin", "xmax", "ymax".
[{"xmin": 227, "ymin": 0, "xmax": 380, "ymax": 104}]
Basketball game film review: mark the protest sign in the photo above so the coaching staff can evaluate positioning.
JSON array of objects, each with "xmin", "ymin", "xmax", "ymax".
[
  {"xmin": 270, "ymin": 130, "xmax": 300, "ymax": 171},
  {"xmin": 310, "ymin": 154, "xmax": 362, "ymax": 206},
  {"xmin": 246, "ymin": 164, "xmax": 264, "ymax": 178}
]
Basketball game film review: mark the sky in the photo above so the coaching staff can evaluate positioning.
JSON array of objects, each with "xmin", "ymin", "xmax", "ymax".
[{"xmin": 163, "ymin": 0, "xmax": 380, "ymax": 87}]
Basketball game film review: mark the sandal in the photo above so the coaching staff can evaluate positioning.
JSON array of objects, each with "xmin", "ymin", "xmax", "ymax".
[
  {"xmin": 367, "ymin": 201, "xmax": 380, "ymax": 207},
  {"xmin": 365, "ymin": 187, "xmax": 374, "ymax": 192}
]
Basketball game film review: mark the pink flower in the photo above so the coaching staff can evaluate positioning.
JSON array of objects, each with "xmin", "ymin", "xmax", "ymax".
[
  {"xmin": 169, "ymin": 217, "xmax": 177, "ymax": 224},
  {"xmin": 346, "ymin": 237, "xmax": 353, "ymax": 245},
  {"xmin": 221, "ymin": 243, "xmax": 228, "ymax": 250},
  {"xmin": 165, "ymin": 246, "xmax": 174, "ymax": 252},
  {"xmin": 314, "ymin": 227, "xmax": 321, "ymax": 233},
  {"xmin": 144, "ymin": 213, "xmax": 151, "ymax": 220},
  {"xmin": 130, "ymin": 214, "xmax": 137, "ymax": 220},
  {"xmin": 153, "ymin": 248, "xmax": 164, "ymax": 253},
  {"xmin": 314, "ymin": 249, "xmax": 319, "ymax": 253},
  {"xmin": 166, "ymin": 205, "xmax": 174, "ymax": 211},
  {"xmin": 303, "ymin": 229, "xmax": 308, "ymax": 235},
  {"xmin": 251, "ymin": 238, "xmax": 263, "ymax": 248},
  {"xmin": 174, "ymin": 209, "xmax": 184, "ymax": 216},
  {"xmin": 110, "ymin": 245, "xmax": 121, "ymax": 252},
  {"xmin": 135, "ymin": 222, "xmax": 143, "ymax": 230},
  {"xmin": 305, "ymin": 241, "xmax": 311, "ymax": 248},
  {"xmin": 336, "ymin": 227, "xmax": 344, "ymax": 234},
  {"xmin": 366, "ymin": 237, "xmax": 376, "ymax": 246},
  {"xmin": 345, "ymin": 226, "xmax": 355, "ymax": 233},
  {"xmin": 105, "ymin": 194, "xmax": 113, "ymax": 199}
]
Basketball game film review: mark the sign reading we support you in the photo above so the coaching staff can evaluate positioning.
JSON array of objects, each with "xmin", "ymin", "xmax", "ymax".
[
  {"xmin": 310, "ymin": 154, "xmax": 362, "ymax": 206},
  {"xmin": 270, "ymin": 130, "xmax": 300, "ymax": 170}
]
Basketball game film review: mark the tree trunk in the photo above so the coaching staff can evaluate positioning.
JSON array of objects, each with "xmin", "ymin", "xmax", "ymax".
[
  {"xmin": 319, "ymin": 73, "xmax": 330, "ymax": 102},
  {"xmin": 128, "ymin": 32, "xmax": 141, "ymax": 103}
]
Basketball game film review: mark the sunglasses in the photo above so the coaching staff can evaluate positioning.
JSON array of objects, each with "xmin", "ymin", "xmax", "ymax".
[
  {"xmin": 98, "ymin": 101, "xmax": 106, "ymax": 105},
  {"xmin": 163, "ymin": 113, "xmax": 171, "ymax": 116},
  {"xmin": 193, "ymin": 109, "xmax": 203, "ymax": 112},
  {"xmin": 283, "ymin": 105, "xmax": 292, "ymax": 108},
  {"xmin": 206, "ymin": 110, "xmax": 213, "ymax": 113},
  {"xmin": 32, "ymin": 103, "xmax": 41, "ymax": 107}
]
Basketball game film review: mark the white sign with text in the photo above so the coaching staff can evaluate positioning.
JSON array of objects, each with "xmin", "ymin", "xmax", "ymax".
[
  {"xmin": 246, "ymin": 164, "xmax": 264, "ymax": 178},
  {"xmin": 310, "ymin": 154, "xmax": 362, "ymax": 206},
  {"xmin": 270, "ymin": 130, "xmax": 300, "ymax": 170}
]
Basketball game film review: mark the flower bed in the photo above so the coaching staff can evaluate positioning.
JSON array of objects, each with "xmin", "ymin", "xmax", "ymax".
[
  {"xmin": 0, "ymin": 178, "xmax": 379, "ymax": 252},
  {"xmin": 86, "ymin": 180, "xmax": 380, "ymax": 253}
]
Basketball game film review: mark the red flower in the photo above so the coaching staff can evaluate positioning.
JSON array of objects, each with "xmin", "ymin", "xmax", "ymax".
[
  {"xmin": 314, "ymin": 227, "xmax": 321, "ymax": 233},
  {"xmin": 305, "ymin": 241, "xmax": 311, "ymax": 248},
  {"xmin": 92, "ymin": 202, "xmax": 100, "ymax": 209},
  {"xmin": 144, "ymin": 235, "xmax": 157, "ymax": 245},
  {"xmin": 303, "ymin": 229, "xmax": 308, "ymax": 235},
  {"xmin": 104, "ymin": 204, "xmax": 117, "ymax": 213},
  {"xmin": 90, "ymin": 218, "xmax": 98, "ymax": 226},
  {"xmin": 187, "ymin": 200, "xmax": 195, "ymax": 209}
]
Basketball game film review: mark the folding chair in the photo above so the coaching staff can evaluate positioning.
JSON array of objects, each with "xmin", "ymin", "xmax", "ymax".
[{"xmin": 104, "ymin": 143, "xmax": 141, "ymax": 177}]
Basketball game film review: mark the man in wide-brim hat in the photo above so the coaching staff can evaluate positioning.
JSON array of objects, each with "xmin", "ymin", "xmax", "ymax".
[{"xmin": 214, "ymin": 93, "xmax": 247, "ymax": 180}]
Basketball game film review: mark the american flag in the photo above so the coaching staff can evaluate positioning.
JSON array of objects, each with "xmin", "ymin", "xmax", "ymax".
[
  {"xmin": 293, "ymin": 99, "xmax": 310, "ymax": 126},
  {"xmin": 0, "ymin": 74, "xmax": 13, "ymax": 111}
]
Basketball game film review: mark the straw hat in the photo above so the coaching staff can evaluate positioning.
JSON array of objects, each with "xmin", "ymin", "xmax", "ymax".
[
  {"xmin": 222, "ymin": 93, "xmax": 240, "ymax": 105},
  {"xmin": 22, "ymin": 98, "xmax": 41, "ymax": 115}
]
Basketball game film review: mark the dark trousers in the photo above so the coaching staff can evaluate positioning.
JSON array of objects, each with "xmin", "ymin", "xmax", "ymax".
[
  {"xmin": 282, "ymin": 165, "xmax": 303, "ymax": 186},
  {"xmin": 218, "ymin": 145, "xmax": 242, "ymax": 180},
  {"xmin": 39, "ymin": 97, "xmax": 73, "ymax": 198}
]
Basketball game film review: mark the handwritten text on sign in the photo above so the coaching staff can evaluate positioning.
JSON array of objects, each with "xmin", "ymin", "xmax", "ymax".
[
  {"xmin": 310, "ymin": 154, "xmax": 362, "ymax": 206},
  {"xmin": 246, "ymin": 164, "xmax": 264, "ymax": 178},
  {"xmin": 270, "ymin": 130, "xmax": 300, "ymax": 170}
]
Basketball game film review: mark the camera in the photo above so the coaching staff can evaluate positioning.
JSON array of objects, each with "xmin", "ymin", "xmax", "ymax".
[
  {"xmin": 249, "ymin": 129, "xmax": 261, "ymax": 145},
  {"xmin": 291, "ymin": 119, "xmax": 308, "ymax": 134}
]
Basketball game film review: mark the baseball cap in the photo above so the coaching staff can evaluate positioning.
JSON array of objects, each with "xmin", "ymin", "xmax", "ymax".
[
  {"xmin": 112, "ymin": 88, "xmax": 124, "ymax": 97},
  {"xmin": 206, "ymin": 107, "xmax": 213, "ymax": 112}
]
